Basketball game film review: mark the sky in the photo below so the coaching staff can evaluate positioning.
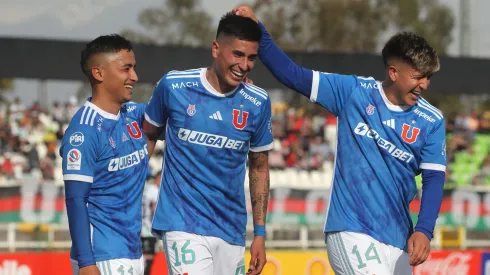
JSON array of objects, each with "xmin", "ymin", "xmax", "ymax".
[{"xmin": 0, "ymin": 0, "xmax": 489, "ymax": 106}]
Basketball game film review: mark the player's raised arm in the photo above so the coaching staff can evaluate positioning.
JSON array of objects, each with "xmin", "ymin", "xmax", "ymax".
[
  {"xmin": 143, "ymin": 78, "xmax": 169, "ymax": 157},
  {"xmin": 232, "ymin": 5, "xmax": 359, "ymax": 116}
]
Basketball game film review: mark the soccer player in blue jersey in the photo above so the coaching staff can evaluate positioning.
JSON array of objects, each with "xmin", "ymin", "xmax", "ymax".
[
  {"xmin": 143, "ymin": 13, "xmax": 273, "ymax": 275},
  {"xmin": 234, "ymin": 6, "xmax": 446, "ymax": 275},
  {"xmin": 61, "ymin": 34, "xmax": 149, "ymax": 275}
]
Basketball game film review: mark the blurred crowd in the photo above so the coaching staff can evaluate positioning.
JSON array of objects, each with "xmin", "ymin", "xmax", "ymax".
[
  {"xmin": 1, "ymin": 97, "xmax": 490, "ymax": 186},
  {"xmin": 0, "ymin": 98, "xmax": 77, "ymax": 184}
]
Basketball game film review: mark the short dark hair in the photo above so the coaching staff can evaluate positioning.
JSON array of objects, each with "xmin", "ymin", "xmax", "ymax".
[
  {"xmin": 216, "ymin": 13, "xmax": 261, "ymax": 42},
  {"xmin": 381, "ymin": 32, "xmax": 440, "ymax": 76},
  {"xmin": 80, "ymin": 34, "xmax": 133, "ymax": 77}
]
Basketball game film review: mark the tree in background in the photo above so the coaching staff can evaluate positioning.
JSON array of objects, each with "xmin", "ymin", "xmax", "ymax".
[
  {"xmin": 114, "ymin": 0, "xmax": 216, "ymax": 102},
  {"xmin": 391, "ymin": 0, "xmax": 454, "ymax": 55},
  {"xmin": 251, "ymin": 0, "xmax": 454, "ymax": 55},
  {"xmin": 121, "ymin": 0, "xmax": 454, "ymax": 54},
  {"xmin": 121, "ymin": 0, "xmax": 214, "ymax": 47}
]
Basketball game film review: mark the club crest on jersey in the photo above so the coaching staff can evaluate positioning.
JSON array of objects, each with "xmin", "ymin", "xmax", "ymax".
[
  {"xmin": 187, "ymin": 104, "xmax": 196, "ymax": 116},
  {"xmin": 109, "ymin": 137, "xmax": 116, "ymax": 148},
  {"xmin": 401, "ymin": 123, "xmax": 421, "ymax": 144},
  {"xmin": 67, "ymin": 149, "xmax": 81, "ymax": 170},
  {"xmin": 366, "ymin": 104, "xmax": 375, "ymax": 115},
  {"xmin": 232, "ymin": 109, "xmax": 249, "ymax": 130},
  {"xmin": 126, "ymin": 121, "xmax": 142, "ymax": 139}
]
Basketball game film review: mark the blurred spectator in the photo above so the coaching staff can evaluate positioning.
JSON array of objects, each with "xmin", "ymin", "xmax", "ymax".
[
  {"xmin": 9, "ymin": 97, "xmax": 25, "ymax": 121},
  {"xmin": 51, "ymin": 101, "xmax": 65, "ymax": 123},
  {"xmin": 1, "ymin": 154, "xmax": 15, "ymax": 179},
  {"xmin": 39, "ymin": 133, "xmax": 58, "ymax": 182}
]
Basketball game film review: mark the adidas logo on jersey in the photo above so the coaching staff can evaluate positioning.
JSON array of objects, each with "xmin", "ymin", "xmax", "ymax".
[
  {"xmin": 122, "ymin": 132, "xmax": 129, "ymax": 142},
  {"xmin": 209, "ymin": 111, "xmax": 223, "ymax": 120},
  {"xmin": 382, "ymin": 119, "xmax": 395, "ymax": 129}
]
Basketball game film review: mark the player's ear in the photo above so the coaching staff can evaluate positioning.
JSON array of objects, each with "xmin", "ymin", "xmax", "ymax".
[
  {"xmin": 388, "ymin": 65, "xmax": 398, "ymax": 82},
  {"xmin": 212, "ymin": 40, "xmax": 219, "ymax": 59},
  {"xmin": 92, "ymin": 66, "xmax": 103, "ymax": 82}
]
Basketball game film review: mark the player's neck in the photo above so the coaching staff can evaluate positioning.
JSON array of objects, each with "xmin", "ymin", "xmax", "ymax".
[
  {"xmin": 91, "ymin": 90, "xmax": 121, "ymax": 116},
  {"xmin": 206, "ymin": 67, "xmax": 235, "ymax": 94},
  {"xmin": 381, "ymin": 81, "xmax": 403, "ymax": 106}
]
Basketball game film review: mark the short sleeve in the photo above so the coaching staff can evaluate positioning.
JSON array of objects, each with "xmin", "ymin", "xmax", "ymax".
[
  {"xmin": 61, "ymin": 125, "xmax": 98, "ymax": 183},
  {"xmin": 420, "ymin": 119, "xmax": 447, "ymax": 172},
  {"xmin": 144, "ymin": 77, "xmax": 170, "ymax": 128},
  {"xmin": 310, "ymin": 71, "xmax": 359, "ymax": 116},
  {"xmin": 250, "ymin": 97, "xmax": 273, "ymax": 152}
]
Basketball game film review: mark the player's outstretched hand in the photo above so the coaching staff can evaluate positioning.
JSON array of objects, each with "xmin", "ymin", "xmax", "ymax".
[
  {"xmin": 247, "ymin": 236, "xmax": 266, "ymax": 275},
  {"xmin": 231, "ymin": 5, "xmax": 258, "ymax": 23},
  {"xmin": 79, "ymin": 264, "xmax": 101, "ymax": 275},
  {"xmin": 407, "ymin": 232, "xmax": 431, "ymax": 266}
]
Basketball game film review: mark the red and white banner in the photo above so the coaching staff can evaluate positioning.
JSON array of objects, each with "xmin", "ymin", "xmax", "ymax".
[{"xmin": 413, "ymin": 250, "xmax": 482, "ymax": 275}]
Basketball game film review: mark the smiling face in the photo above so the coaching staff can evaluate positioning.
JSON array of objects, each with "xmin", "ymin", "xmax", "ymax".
[
  {"xmin": 91, "ymin": 50, "xmax": 138, "ymax": 104},
  {"xmin": 212, "ymin": 35, "xmax": 258, "ymax": 89},
  {"xmin": 381, "ymin": 32, "xmax": 439, "ymax": 106},
  {"xmin": 387, "ymin": 60, "xmax": 432, "ymax": 106}
]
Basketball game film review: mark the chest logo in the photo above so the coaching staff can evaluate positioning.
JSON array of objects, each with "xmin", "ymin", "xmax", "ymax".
[
  {"xmin": 187, "ymin": 104, "xmax": 196, "ymax": 116},
  {"xmin": 401, "ymin": 123, "xmax": 420, "ymax": 144},
  {"xmin": 126, "ymin": 121, "xmax": 143, "ymax": 139},
  {"xmin": 366, "ymin": 104, "xmax": 375, "ymax": 115},
  {"xmin": 232, "ymin": 109, "xmax": 249, "ymax": 130}
]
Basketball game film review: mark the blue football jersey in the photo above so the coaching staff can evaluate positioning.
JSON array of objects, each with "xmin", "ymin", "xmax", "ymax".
[
  {"xmin": 310, "ymin": 72, "xmax": 446, "ymax": 251},
  {"xmin": 61, "ymin": 99, "xmax": 149, "ymax": 261},
  {"xmin": 145, "ymin": 68, "xmax": 273, "ymax": 246}
]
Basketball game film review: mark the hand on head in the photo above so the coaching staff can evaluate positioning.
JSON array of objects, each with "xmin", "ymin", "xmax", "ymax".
[{"xmin": 231, "ymin": 5, "xmax": 258, "ymax": 23}]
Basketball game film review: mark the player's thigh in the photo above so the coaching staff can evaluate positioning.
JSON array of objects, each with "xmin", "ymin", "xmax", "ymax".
[
  {"xmin": 209, "ymin": 236, "xmax": 245, "ymax": 275},
  {"xmin": 390, "ymin": 246, "xmax": 412, "ymax": 275},
  {"xmin": 326, "ymin": 231, "xmax": 391, "ymax": 275},
  {"xmin": 96, "ymin": 256, "xmax": 145, "ymax": 275},
  {"xmin": 98, "ymin": 257, "xmax": 145, "ymax": 275},
  {"xmin": 163, "ymin": 231, "xmax": 213, "ymax": 275}
]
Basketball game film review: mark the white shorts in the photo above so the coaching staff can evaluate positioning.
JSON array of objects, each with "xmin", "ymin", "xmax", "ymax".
[
  {"xmin": 163, "ymin": 231, "xmax": 245, "ymax": 275},
  {"xmin": 71, "ymin": 256, "xmax": 144, "ymax": 275},
  {"xmin": 325, "ymin": 231, "xmax": 412, "ymax": 275}
]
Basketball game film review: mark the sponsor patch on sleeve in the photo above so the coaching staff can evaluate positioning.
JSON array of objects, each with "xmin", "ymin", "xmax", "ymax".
[
  {"xmin": 69, "ymin": 132, "xmax": 84, "ymax": 146},
  {"xmin": 67, "ymin": 149, "xmax": 82, "ymax": 170}
]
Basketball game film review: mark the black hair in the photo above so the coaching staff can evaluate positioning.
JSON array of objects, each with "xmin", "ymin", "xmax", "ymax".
[
  {"xmin": 381, "ymin": 32, "xmax": 440, "ymax": 76},
  {"xmin": 80, "ymin": 34, "xmax": 133, "ymax": 77},
  {"xmin": 216, "ymin": 12, "xmax": 261, "ymax": 42}
]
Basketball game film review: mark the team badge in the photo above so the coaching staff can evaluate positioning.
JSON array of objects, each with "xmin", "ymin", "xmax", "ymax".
[
  {"xmin": 366, "ymin": 104, "xmax": 375, "ymax": 115},
  {"xmin": 126, "ymin": 121, "xmax": 142, "ymax": 139},
  {"xmin": 187, "ymin": 104, "xmax": 196, "ymax": 116},
  {"xmin": 232, "ymin": 109, "xmax": 249, "ymax": 130},
  {"xmin": 401, "ymin": 123, "xmax": 421, "ymax": 144}
]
